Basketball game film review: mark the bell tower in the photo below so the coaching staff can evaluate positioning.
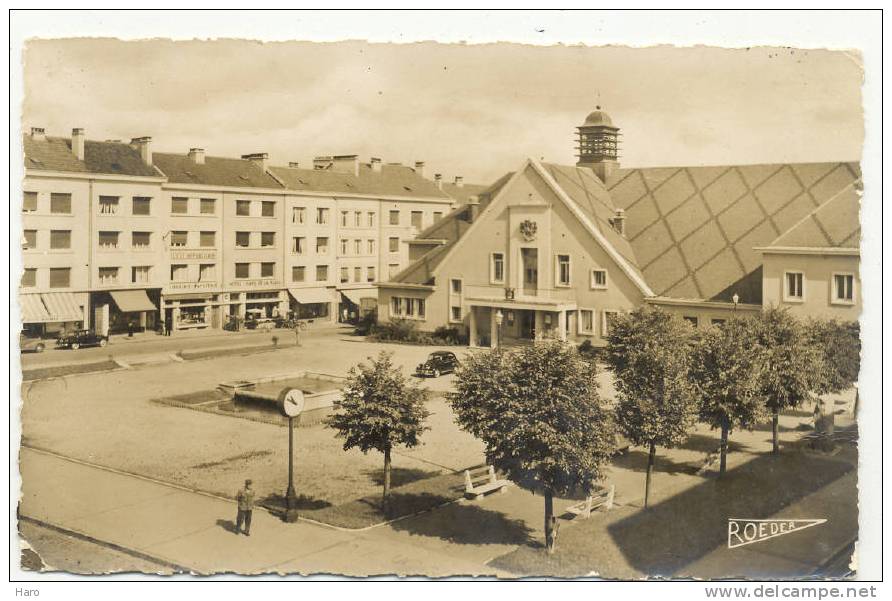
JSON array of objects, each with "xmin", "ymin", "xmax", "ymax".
[{"xmin": 576, "ymin": 106, "xmax": 620, "ymax": 182}]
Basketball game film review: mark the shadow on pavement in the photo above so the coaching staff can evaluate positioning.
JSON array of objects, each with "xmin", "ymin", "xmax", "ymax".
[
  {"xmin": 390, "ymin": 500, "xmax": 535, "ymax": 546},
  {"xmin": 612, "ymin": 448, "xmax": 699, "ymax": 476},
  {"xmin": 363, "ymin": 467, "xmax": 443, "ymax": 488},
  {"xmin": 260, "ymin": 492, "xmax": 333, "ymax": 512},
  {"xmin": 678, "ymin": 433, "xmax": 751, "ymax": 454},
  {"xmin": 215, "ymin": 518, "xmax": 240, "ymax": 534}
]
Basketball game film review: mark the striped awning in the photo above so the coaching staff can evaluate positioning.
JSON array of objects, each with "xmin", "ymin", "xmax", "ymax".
[
  {"xmin": 111, "ymin": 289, "xmax": 157, "ymax": 313},
  {"xmin": 20, "ymin": 292, "xmax": 83, "ymax": 323}
]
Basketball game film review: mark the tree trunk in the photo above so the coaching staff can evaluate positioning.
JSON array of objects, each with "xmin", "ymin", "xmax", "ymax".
[
  {"xmin": 383, "ymin": 445, "xmax": 392, "ymax": 515},
  {"xmin": 645, "ymin": 441, "xmax": 656, "ymax": 508},
  {"xmin": 544, "ymin": 489, "xmax": 557, "ymax": 554},
  {"xmin": 772, "ymin": 408, "xmax": 780, "ymax": 454},
  {"xmin": 719, "ymin": 417, "xmax": 729, "ymax": 475}
]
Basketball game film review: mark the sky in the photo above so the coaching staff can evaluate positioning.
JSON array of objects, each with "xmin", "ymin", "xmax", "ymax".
[{"xmin": 22, "ymin": 39, "xmax": 864, "ymax": 185}]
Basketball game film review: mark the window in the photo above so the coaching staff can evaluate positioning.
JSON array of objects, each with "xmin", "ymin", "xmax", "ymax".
[
  {"xmin": 340, "ymin": 239, "xmax": 348, "ymax": 255},
  {"xmin": 235, "ymin": 263, "xmax": 250, "ymax": 279},
  {"xmin": 354, "ymin": 239, "xmax": 362, "ymax": 255},
  {"xmin": 683, "ymin": 316, "xmax": 699, "ymax": 327},
  {"xmin": 292, "ymin": 266, "xmax": 306, "ymax": 282},
  {"xmin": 260, "ymin": 262, "xmax": 274, "ymax": 278},
  {"xmin": 411, "ymin": 211, "xmax": 423, "ymax": 229},
  {"xmin": 23, "ymin": 192, "xmax": 37, "ymax": 212},
  {"xmin": 98, "ymin": 267, "xmax": 119, "ymax": 285},
  {"xmin": 354, "ymin": 266, "xmax": 362, "ymax": 282},
  {"xmin": 199, "ymin": 264, "xmax": 215, "ymax": 282},
  {"xmin": 832, "ymin": 273, "xmax": 855, "ymax": 304},
  {"xmin": 23, "ymin": 230, "xmax": 36, "ymax": 250},
  {"xmin": 340, "ymin": 267, "xmax": 349, "ymax": 283},
  {"xmin": 171, "ymin": 264, "xmax": 189, "ymax": 282},
  {"xmin": 367, "ymin": 239, "xmax": 375, "ymax": 255},
  {"xmin": 50, "ymin": 193, "xmax": 72, "ymax": 214},
  {"xmin": 261, "ymin": 232, "xmax": 275, "ymax": 247},
  {"xmin": 97, "ymin": 231, "xmax": 118, "ymax": 249},
  {"xmin": 261, "ymin": 201, "xmax": 275, "ymax": 217},
  {"xmin": 450, "ymin": 306, "xmax": 462, "ymax": 322},
  {"xmin": 99, "ymin": 196, "xmax": 119, "ymax": 215},
  {"xmin": 602, "ymin": 311, "xmax": 619, "ymax": 337},
  {"xmin": 131, "ymin": 266, "xmax": 151, "ymax": 284},
  {"xmin": 236, "ymin": 200, "xmax": 251, "ymax": 216},
  {"xmin": 389, "ymin": 210, "xmax": 400, "ymax": 225},
  {"xmin": 591, "ymin": 269, "xmax": 608, "ymax": 289},
  {"xmin": 341, "ymin": 211, "xmax": 349, "ymax": 227},
  {"xmin": 416, "ymin": 299, "xmax": 426, "ymax": 319},
  {"xmin": 316, "ymin": 265, "xmax": 329, "ymax": 281},
  {"xmin": 132, "ymin": 197, "xmax": 151, "ymax": 215},
  {"xmin": 389, "ymin": 237, "xmax": 399, "ymax": 253},
  {"xmin": 200, "ymin": 231, "xmax": 216, "ymax": 247},
  {"xmin": 367, "ymin": 212, "xmax": 375, "ymax": 227},
  {"xmin": 355, "ymin": 211, "xmax": 362, "ymax": 227},
  {"xmin": 316, "ymin": 237, "xmax": 329, "ymax": 254},
  {"xmin": 316, "ymin": 207, "xmax": 329, "ymax": 224},
  {"xmin": 51, "ymin": 230, "xmax": 72, "ymax": 249},
  {"xmin": 491, "ymin": 253, "xmax": 505, "ymax": 284},
  {"xmin": 292, "ymin": 237, "xmax": 305, "ymax": 255},
  {"xmin": 578, "ymin": 309, "xmax": 595, "ymax": 334},
  {"xmin": 292, "ymin": 207, "xmax": 305, "ymax": 224},
  {"xmin": 132, "ymin": 232, "xmax": 151, "ymax": 249},
  {"xmin": 49, "ymin": 267, "xmax": 70, "ymax": 288},
  {"xmin": 367, "ymin": 266, "xmax": 376, "ymax": 282},
  {"xmin": 388, "ymin": 263, "xmax": 400, "ymax": 278},
  {"xmin": 235, "ymin": 232, "xmax": 251, "ymax": 248},
  {"xmin": 170, "ymin": 231, "xmax": 188, "ymax": 247},
  {"xmin": 711, "ymin": 318, "xmax": 726, "ymax": 327},
  {"xmin": 434, "ymin": 211, "xmax": 443, "ymax": 222},
  {"xmin": 21, "ymin": 268, "xmax": 36, "ymax": 288},
  {"xmin": 451, "ymin": 279, "xmax": 463, "ymax": 294},
  {"xmin": 195, "ymin": 197, "xmax": 215, "ymax": 214},
  {"xmin": 556, "ymin": 254, "xmax": 571, "ymax": 287},
  {"xmin": 391, "ymin": 297, "xmax": 404, "ymax": 317},
  {"xmin": 171, "ymin": 197, "xmax": 188, "ymax": 214},
  {"xmin": 784, "ymin": 271, "xmax": 804, "ymax": 302}
]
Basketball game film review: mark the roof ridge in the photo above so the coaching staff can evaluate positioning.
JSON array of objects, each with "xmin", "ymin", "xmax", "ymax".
[{"xmin": 767, "ymin": 181, "xmax": 860, "ymax": 247}]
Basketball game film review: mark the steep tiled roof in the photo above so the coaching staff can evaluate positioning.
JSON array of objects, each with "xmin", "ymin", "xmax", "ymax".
[
  {"xmin": 269, "ymin": 163, "xmax": 452, "ymax": 199},
  {"xmin": 767, "ymin": 182, "xmax": 861, "ymax": 249},
  {"xmin": 606, "ymin": 162, "xmax": 861, "ymax": 303},
  {"xmin": 23, "ymin": 135, "xmax": 161, "ymax": 177},
  {"xmin": 154, "ymin": 153, "xmax": 283, "ymax": 189}
]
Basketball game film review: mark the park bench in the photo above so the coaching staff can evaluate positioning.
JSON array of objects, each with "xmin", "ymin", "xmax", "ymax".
[
  {"xmin": 464, "ymin": 465, "xmax": 510, "ymax": 499},
  {"xmin": 564, "ymin": 484, "xmax": 615, "ymax": 519}
]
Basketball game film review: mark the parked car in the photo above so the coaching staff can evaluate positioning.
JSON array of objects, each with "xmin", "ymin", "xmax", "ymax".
[
  {"xmin": 56, "ymin": 329, "xmax": 108, "ymax": 350},
  {"xmin": 19, "ymin": 332, "xmax": 47, "ymax": 353},
  {"xmin": 415, "ymin": 351, "xmax": 460, "ymax": 378}
]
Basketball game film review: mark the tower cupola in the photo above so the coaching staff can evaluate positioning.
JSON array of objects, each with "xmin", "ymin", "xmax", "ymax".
[{"xmin": 576, "ymin": 106, "xmax": 621, "ymax": 182}]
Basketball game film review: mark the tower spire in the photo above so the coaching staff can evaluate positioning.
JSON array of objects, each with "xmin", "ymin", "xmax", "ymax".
[{"xmin": 575, "ymin": 105, "xmax": 620, "ymax": 182}]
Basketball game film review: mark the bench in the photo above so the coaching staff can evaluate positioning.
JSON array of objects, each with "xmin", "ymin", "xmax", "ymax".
[
  {"xmin": 564, "ymin": 485, "xmax": 615, "ymax": 519},
  {"xmin": 464, "ymin": 465, "xmax": 510, "ymax": 499}
]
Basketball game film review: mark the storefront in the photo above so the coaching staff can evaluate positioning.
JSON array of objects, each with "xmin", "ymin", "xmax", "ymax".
[
  {"xmin": 162, "ymin": 292, "xmax": 225, "ymax": 332},
  {"xmin": 288, "ymin": 287, "xmax": 334, "ymax": 323},
  {"xmin": 338, "ymin": 288, "xmax": 378, "ymax": 323},
  {"xmin": 95, "ymin": 289, "xmax": 160, "ymax": 334},
  {"xmin": 245, "ymin": 290, "xmax": 285, "ymax": 319},
  {"xmin": 20, "ymin": 292, "xmax": 87, "ymax": 337}
]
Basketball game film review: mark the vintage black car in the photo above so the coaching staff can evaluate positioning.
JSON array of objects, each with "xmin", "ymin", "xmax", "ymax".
[
  {"xmin": 415, "ymin": 351, "xmax": 459, "ymax": 378},
  {"xmin": 56, "ymin": 329, "xmax": 108, "ymax": 350}
]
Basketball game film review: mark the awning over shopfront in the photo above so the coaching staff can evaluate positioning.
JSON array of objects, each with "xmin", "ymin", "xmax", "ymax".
[
  {"xmin": 110, "ymin": 289, "xmax": 157, "ymax": 313},
  {"xmin": 20, "ymin": 292, "xmax": 84, "ymax": 323},
  {"xmin": 288, "ymin": 288, "xmax": 333, "ymax": 305},
  {"xmin": 339, "ymin": 288, "xmax": 378, "ymax": 306}
]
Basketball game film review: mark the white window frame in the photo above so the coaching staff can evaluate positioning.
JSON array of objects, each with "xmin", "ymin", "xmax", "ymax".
[
  {"xmin": 490, "ymin": 252, "xmax": 505, "ymax": 284},
  {"xmin": 450, "ymin": 278, "xmax": 463, "ymax": 295},
  {"xmin": 578, "ymin": 308, "xmax": 595, "ymax": 335},
  {"xmin": 590, "ymin": 268, "xmax": 608, "ymax": 290},
  {"xmin": 783, "ymin": 270, "xmax": 805, "ymax": 303},
  {"xmin": 830, "ymin": 272, "xmax": 856, "ymax": 306},
  {"xmin": 555, "ymin": 254, "xmax": 572, "ymax": 288},
  {"xmin": 450, "ymin": 305, "xmax": 463, "ymax": 323},
  {"xmin": 601, "ymin": 310, "xmax": 620, "ymax": 337},
  {"xmin": 683, "ymin": 315, "xmax": 700, "ymax": 328}
]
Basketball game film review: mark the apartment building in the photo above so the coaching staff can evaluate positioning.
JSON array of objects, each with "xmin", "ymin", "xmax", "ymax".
[
  {"xmin": 20, "ymin": 129, "xmax": 459, "ymax": 335},
  {"xmin": 377, "ymin": 108, "xmax": 861, "ymax": 346}
]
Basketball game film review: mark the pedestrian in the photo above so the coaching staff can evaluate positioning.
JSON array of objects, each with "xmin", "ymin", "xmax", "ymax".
[
  {"xmin": 294, "ymin": 322, "xmax": 302, "ymax": 347},
  {"xmin": 236, "ymin": 479, "xmax": 255, "ymax": 536},
  {"xmin": 127, "ymin": 320, "xmax": 134, "ymax": 338}
]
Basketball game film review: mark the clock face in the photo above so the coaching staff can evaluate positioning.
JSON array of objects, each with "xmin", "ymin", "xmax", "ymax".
[{"xmin": 278, "ymin": 388, "xmax": 305, "ymax": 417}]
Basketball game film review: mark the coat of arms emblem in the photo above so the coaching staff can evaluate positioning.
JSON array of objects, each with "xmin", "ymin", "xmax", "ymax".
[{"xmin": 519, "ymin": 219, "xmax": 538, "ymax": 241}]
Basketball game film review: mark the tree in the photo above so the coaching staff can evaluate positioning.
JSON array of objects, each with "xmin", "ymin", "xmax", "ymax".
[
  {"xmin": 604, "ymin": 306, "xmax": 699, "ymax": 507},
  {"xmin": 806, "ymin": 318, "xmax": 861, "ymax": 395},
  {"xmin": 755, "ymin": 308, "xmax": 824, "ymax": 454},
  {"xmin": 447, "ymin": 340, "xmax": 616, "ymax": 553},
  {"xmin": 327, "ymin": 352, "xmax": 430, "ymax": 514},
  {"xmin": 690, "ymin": 316, "xmax": 768, "ymax": 475}
]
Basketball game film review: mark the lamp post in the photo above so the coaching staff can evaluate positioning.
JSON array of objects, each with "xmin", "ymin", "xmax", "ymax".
[
  {"xmin": 732, "ymin": 292, "xmax": 740, "ymax": 313},
  {"xmin": 495, "ymin": 309, "xmax": 504, "ymax": 349},
  {"xmin": 278, "ymin": 388, "xmax": 305, "ymax": 523}
]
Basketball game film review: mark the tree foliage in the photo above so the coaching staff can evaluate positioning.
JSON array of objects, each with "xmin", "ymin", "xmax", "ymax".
[
  {"xmin": 756, "ymin": 308, "xmax": 824, "ymax": 414},
  {"xmin": 805, "ymin": 318, "xmax": 861, "ymax": 394}
]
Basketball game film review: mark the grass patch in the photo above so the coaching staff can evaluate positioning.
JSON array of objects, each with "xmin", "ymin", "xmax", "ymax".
[
  {"xmin": 22, "ymin": 360, "xmax": 120, "ymax": 381},
  {"xmin": 160, "ymin": 389, "xmax": 228, "ymax": 406},
  {"xmin": 179, "ymin": 343, "xmax": 288, "ymax": 361},
  {"xmin": 490, "ymin": 448, "xmax": 856, "ymax": 579},
  {"xmin": 262, "ymin": 470, "xmax": 466, "ymax": 529}
]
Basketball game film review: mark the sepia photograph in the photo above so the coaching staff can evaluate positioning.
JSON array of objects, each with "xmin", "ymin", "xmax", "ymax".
[{"xmin": 8, "ymin": 8, "xmax": 883, "ymax": 591}]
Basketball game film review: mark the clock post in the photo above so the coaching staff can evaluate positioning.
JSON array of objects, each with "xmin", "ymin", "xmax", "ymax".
[{"xmin": 277, "ymin": 388, "xmax": 305, "ymax": 523}]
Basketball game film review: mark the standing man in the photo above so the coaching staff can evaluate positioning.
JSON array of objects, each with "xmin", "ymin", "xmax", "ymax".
[
  {"xmin": 236, "ymin": 479, "xmax": 255, "ymax": 536},
  {"xmin": 293, "ymin": 321, "xmax": 302, "ymax": 347}
]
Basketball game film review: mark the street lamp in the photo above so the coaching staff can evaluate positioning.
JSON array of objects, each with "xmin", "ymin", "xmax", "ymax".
[
  {"xmin": 495, "ymin": 309, "xmax": 504, "ymax": 349},
  {"xmin": 732, "ymin": 292, "xmax": 740, "ymax": 313}
]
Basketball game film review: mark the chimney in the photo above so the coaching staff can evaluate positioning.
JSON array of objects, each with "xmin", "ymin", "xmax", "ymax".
[
  {"xmin": 30, "ymin": 127, "xmax": 46, "ymax": 141},
  {"xmin": 465, "ymin": 195, "xmax": 480, "ymax": 223},
  {"xmin": 610, "ymin": 208, "xmax": 626, "ymax": 236},
  {"xmin": 131, "ymin": 136, "xmax": 153, "ymax": 166},
  {"xmin": 454, "ymin": 176, "xmax": 464, "ymax": 188},
  {"xmin": 288, "ymin": 162, "xmax": 300, "ymax": 169},
  {"xmin": 434, "ymin": 173, "xmax": 443, "ymax": 190},
  {"xmin": 414, "ymin": 161, "xmax": 425, "ymax": 178},
  {"xmin": 370, "ymin": 157, "xmax": 383, "ymax": 173},
  {"xmin": 241, "ymin": 152, "xmax": 268, "ymax": 172},
  {"xmin": 188, "ymin": 148, "xmax": 205, "ymax": 165},
  {"xmin": 71, "ymin": 128, "xmax": 85, "ymax": 160}
]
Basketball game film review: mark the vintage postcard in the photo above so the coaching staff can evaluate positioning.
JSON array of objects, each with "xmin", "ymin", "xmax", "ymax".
[{"xmin": 10, "ymin": 9, "xmax": 882, "ymax": 588}]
